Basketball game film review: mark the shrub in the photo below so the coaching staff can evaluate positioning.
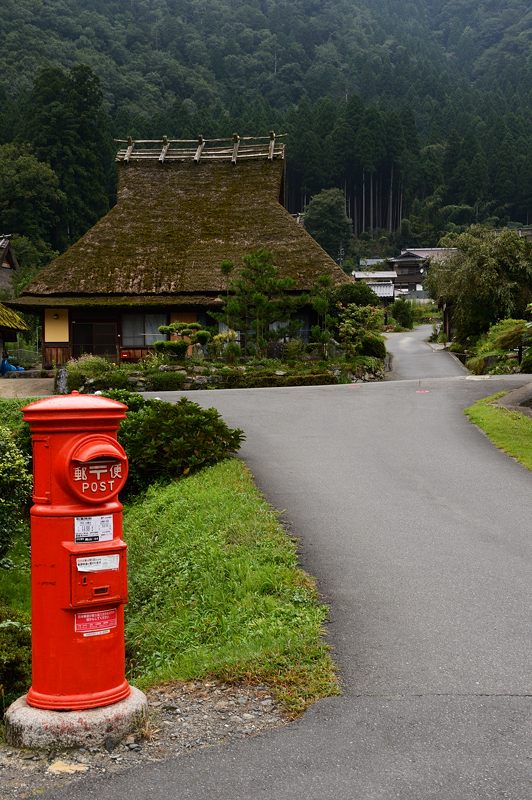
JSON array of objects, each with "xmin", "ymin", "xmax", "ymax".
[
  {"xmin": 358, "ymin": 332, "xmax": 386, "ymax": 359},
  {"xmin": 475, "ymin": 319, "xmax": 527, "ymax": 355},
  {"xmin": 348, "ymin": 356, "xmax": 384, "ymax": 378},
  {"xmin": 90, "ymin": 372, "xmax": 132, "ymax": 391},
  {"xmin": 243, "ymin": 372, "xmax": 337, "ymax": 388},
  {"xmin": 195, "ymin": 330, "xmax": 211, "ymax": 346},
  {"xmin": 117, "ymin": 398, "xmax": 244, "ymax": 495},
  {"xmin": 465, "ymin": 354, "xmax": 502, "ymax": 375},
  {"xmin": 143, "ymin": 370, "xmax": 187, "ymax": 391},
  {"xmin": 282, "ymin": 338, "xmax": 306, "ymax": 363},
  {"xmin": 102, "ymin": 389, "xmax": 148, "ymax": 412},
  {"xmin": 210, "ymin": 330, "xmax": 238, "ymax": 360},
  {"xmin": 410, "ymin": 301, "xmax": 440, "ymax": 324},
  {"xmin": 65, "ymin": 355, "xmax": 133, "ymax": 392},
  {"xmin": 153, "ymin": 340, "xmax": 189, "ymax": 358},
  {"xmin": 224, "ymin": 341, "xmax": 241, "ymax": 364},
  {"xmin": 390, "ymin": 298, "xmax": 414, "ymax": 329},
  {"xmin": 332, "ymin": 282, "xmax": 379, "ymax": 308},
  {"xmin": 0, "ymin": 604, "xmax": 31, "ymax": 713},
  {"xmin": 0, "ymin": 428, "xmax": 32, "ymax": 560},
  {"xmin": 65, "ymin": 354, "xmax": 113, "ymax": 390},
  {"xmin": 520, "ymin": 351, "xmax": 532, "ymax": 373}
]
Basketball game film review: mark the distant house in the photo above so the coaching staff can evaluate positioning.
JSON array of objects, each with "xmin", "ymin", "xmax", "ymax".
[
  {"xmin": 0, "ymin": 235, "xmax": 19, "ymax": 295},
  {"xmin": 352, "ymin": 271, "xmax": 397, "ymax": 303},
  {"xmin": 387, "ymin": 248, "xmax": 457, "ymax": 297},
  {"xmin": 12, "ymin": 135, "xmax": 350, "ymax": 366}
]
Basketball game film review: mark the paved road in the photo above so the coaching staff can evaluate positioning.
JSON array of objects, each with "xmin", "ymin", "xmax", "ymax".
[
  {"xmin": 46, "ymin": 335, "xmax": 531, "ymax": 800},
  {"xmin": 385, "ymin": 324, "xmax": 467, "ymax": 380}
]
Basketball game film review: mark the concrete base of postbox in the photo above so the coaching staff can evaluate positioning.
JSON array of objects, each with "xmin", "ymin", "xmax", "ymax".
[{"xmin": 4, "ymin": 687, "xmax": 148, "ymax": 750}]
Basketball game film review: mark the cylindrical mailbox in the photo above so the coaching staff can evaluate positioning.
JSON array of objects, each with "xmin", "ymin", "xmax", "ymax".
[{"xmin": 23, "ymin": 392, "xmax": 131, "ymax": 711}]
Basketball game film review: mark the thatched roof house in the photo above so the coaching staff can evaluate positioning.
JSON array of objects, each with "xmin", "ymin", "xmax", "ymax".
[{"xmin": 13, "ymin": 135, "xmax": 349, "ymax": 365}]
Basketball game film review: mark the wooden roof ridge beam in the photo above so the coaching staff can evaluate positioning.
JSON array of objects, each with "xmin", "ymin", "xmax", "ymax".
[
  {"xmin": 231, "ymin": 133, "xmax": 240, "ymax": 165},
  {"xmin": 124, "ymin": 136, "xmax": 135, "ymax": 163},
  {"xmin": 268, "ymin": 131, "xmax": 276, "ymax": 160},
  {"xmin": 159, "ymin": 136, "xmax": 170, "ymax": 163},
  {"xmin": 194, "ymin": 136, "xmax": 205, "ymax": 163}
]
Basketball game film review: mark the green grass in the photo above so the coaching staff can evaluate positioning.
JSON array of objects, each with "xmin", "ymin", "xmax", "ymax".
[
  {"xmin": 465, "ymin": 392, "xmax": 532, "ymax": 470},
  {"xmin": 0, "ymin": 527, "xmax": 31, "ymax": 613},
  {"xmin": 0, "ymin": 399, "xmax": 32, "ymax": 614},
  {"xmin": 124, "ymin": 458, "xmax": 338, "ymax": 714}
]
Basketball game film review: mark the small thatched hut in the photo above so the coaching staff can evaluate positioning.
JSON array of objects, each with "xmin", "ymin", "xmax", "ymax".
[
  {"xmin": 0, "ymin": 303, "xmax": 28, "ymax": 357},
  {"xmin": 12, "ymin": 135, "xmax": 349, "ymax": 365}
]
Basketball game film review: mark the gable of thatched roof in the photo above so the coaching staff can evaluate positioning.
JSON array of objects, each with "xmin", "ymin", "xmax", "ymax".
[{"xmin": 20, "ymin": 140, "xmax": 350, "ymax": 306}]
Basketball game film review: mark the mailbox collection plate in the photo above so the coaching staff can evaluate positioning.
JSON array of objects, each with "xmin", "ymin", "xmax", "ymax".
[{"xmin": 74, "ymin": 514, "xmax": 114, "ymax": 543}]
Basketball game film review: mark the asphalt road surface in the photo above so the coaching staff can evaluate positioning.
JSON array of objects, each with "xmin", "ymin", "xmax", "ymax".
[{"xmin": 46, "ymin": 330, "xmax": 531, "ymax": 800}]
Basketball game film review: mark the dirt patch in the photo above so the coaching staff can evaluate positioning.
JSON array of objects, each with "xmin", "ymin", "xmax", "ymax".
[
  {"xmin": 0, "ymin": 379, "xmax": 54, "ymax": 399},
  {"xmin": 0, "ymin": 680, "xmax": 289, "ymax": 799}
]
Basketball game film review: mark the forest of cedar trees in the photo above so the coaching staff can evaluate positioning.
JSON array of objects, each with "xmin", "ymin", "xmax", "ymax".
[{"xmin": 0, "ymin": 0, "xmax": 530, "ymax": 282}]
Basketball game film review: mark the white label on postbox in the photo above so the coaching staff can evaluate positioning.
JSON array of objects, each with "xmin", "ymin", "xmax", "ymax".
[
  {"xmin": 76, "ymin": 554, "xmax": 120, "ymax": 572},
  {"xmin": 74, "ymin": 515, "xmax": 114, "ymax": 543}
]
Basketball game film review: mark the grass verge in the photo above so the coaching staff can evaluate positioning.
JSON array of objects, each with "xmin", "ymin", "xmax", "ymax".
[
  {"xmin": 124, "ymin": 459, "xmax": 338, "ymax": 714},
  {"xmin": 465, "ymin": 392, "xmax": 532, "ymax": 470}
]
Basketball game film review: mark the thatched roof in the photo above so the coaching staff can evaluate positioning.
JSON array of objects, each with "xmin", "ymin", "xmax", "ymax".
[
  {"xmin": 17, "ymin": 144, "xmax": 350, "ymax": 309},
  {"xmin": 0, "ymin": 303, "xmax": 28, "ymax": 331}
]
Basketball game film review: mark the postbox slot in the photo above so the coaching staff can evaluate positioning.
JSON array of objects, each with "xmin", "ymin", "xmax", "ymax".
[{"xmin": 69, "ymin": 551, "xmax": 127, "ymax": 608}]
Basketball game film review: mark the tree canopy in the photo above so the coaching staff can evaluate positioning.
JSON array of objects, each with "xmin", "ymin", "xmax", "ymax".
[
  {"xmin": 0, "ymin": 1, "xmax": 529, "ymax": 280},
  {"xmin": 304, "ymin": 189, "xmax": 352, "ymax": 260},
  {"xmin": 426, "ymin": 227, "xmax": 532, "ymax": 342}
]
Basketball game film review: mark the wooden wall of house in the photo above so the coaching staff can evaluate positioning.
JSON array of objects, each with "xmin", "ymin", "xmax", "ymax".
[
  {"xmin": 43, "ymin": 345, "xmax": 71, "ymax": 367},
  {"xmin": 119, "ymin": 347, "xmax": 151, "ymax": 362}
]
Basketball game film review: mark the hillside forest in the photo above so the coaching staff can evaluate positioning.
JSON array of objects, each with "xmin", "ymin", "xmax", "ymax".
[{"xmin": 0, "ymin": 0, "xmax": 530, "ymax": 282}]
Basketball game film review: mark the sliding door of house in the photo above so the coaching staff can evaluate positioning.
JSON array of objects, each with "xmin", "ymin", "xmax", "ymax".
[{"xmin": 72, "ymin": 322, "xmax": 119, "ymax": 360}]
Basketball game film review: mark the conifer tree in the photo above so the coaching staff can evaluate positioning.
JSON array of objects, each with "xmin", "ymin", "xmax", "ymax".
[{"xmin": 23, "ymin": 65, "xmax": 115, "ymax": 248}]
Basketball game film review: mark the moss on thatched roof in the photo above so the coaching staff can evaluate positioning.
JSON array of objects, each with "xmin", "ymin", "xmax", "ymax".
[
  {"xmin": 13, "ymin": 294, "xmax": 223, "ymax": 309},
  {"xmin": 21, "ymin": 158, "xmax": 350, "ymax": 306},
  {"xmin": 0, "ymin": 303, "xmax": 28, "ymax": 331}
]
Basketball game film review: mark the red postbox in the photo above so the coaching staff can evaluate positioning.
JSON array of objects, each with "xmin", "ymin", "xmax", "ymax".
[{"xmin": 23, "ymin": 392, "xmax": 131, "ymax": 711}]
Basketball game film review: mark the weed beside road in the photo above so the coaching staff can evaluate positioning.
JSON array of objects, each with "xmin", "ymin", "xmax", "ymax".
[{"xmin": 465, "ymin": 392, "xmax": 532, "ymax": 470}]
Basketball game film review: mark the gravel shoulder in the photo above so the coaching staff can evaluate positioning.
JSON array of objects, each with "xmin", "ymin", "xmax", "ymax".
[{"xmin": 0, "ymin": 680, "xmax": 288, "ymax": 799}]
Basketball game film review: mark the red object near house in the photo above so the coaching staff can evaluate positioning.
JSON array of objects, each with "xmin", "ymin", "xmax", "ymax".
[{"xmin": 23, "ymin": 392, "xmax": 131, "ymax": 711}]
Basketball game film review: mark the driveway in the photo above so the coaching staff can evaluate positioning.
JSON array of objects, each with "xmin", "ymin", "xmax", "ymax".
[{"xmin": 45, "ymin": 334, "xmax": 531, "ymax": 800}]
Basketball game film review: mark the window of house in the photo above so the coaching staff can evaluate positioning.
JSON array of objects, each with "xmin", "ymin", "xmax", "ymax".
[{"xmin": 121, "ymin": 313, "xmax": 167, "ymax": 346}]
